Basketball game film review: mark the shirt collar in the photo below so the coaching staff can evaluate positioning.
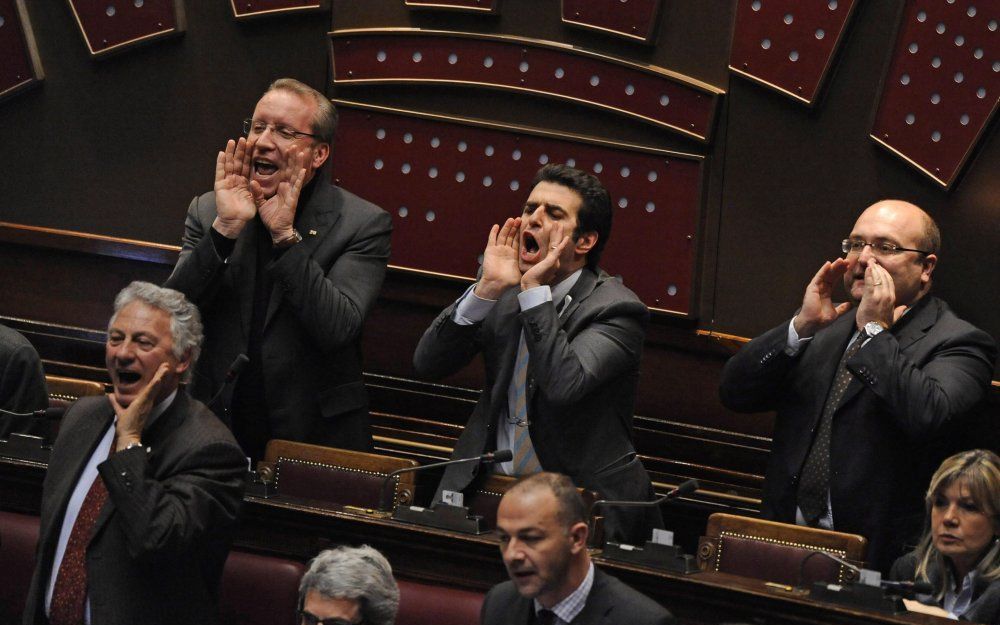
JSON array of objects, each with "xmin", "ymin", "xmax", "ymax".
[
  {"xmin": 534, "ymin": 561, "xmax": 594, "ymax": 624},
  {"xmin": 551, "ymin": 268, "xmax": 584, "ymax": 309}
]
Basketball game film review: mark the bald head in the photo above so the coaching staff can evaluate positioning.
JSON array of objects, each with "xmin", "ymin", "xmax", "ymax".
[{"xmin": 856, "ymin": 200, "xmax": 940, "ymax": 255}]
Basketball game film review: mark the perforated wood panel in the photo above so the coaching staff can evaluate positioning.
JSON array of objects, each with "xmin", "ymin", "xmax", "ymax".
[
  {"xmin": 729, "ymin": 0, "xmax": 859, "ymax": 105},
  {"xmin": 561, "ymin": 0, "xmax": 663, "ymax": 44},
  {"xmin": 330, "ymin": 29, "xmax": 723, "ymax": 142},
  {"xmin": 66, "ymin": 0, "xmax": 184, "ymax": 57},
  {"xmin": 330, "ymin": 101, "xmax": 705, "ymax": 316},
  {"xmin": 871, "ymin": 1, "xmax": 999, "ymax": 189},
  {"xmin": 0, "ymin": 0, "xmax": 42, "ymax": 101},
  {"xmin": 404, "ymin": 0, "xmax": 499, "ymax": 13},
  {"xmin": 229, "ymin": 0, "xmax": 327, "ymax": 20}
]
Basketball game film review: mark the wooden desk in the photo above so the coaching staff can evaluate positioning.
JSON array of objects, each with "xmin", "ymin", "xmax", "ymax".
[{"xmin": 0, "ymin": 456, "xmax": 948, "ymax": 625}]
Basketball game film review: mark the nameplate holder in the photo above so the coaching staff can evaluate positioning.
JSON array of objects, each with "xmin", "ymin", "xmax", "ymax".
[
  {"xmin": 809, "ymin": 582, "xmax": 905, "ymax": 614},
  {"xmin": 601, "ymin": 540, "xmax": 699, "ymax": 574},
  {"xmin": 392, "ymin": 502, "xmax": 488, "ymax": 534}
]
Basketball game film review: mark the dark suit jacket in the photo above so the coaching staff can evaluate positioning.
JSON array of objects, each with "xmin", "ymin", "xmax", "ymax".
[
  {"xmin": 0, "ymin": 323, "xmax": 47, "ymax": 439},
  {"xmin": 23, "ymin": 392, "xmax": 246, "ymax": 625},
  {"xmin": 480, "ymin": 568, "xmax": 674, "ymax": 625},
  {"xmin": 413, "ymin": 268, "xmax": 660, "ymax": 544},
  {"xmin": 891, "ymin": 551, "xmax": 1000, "ymax": 624},
  {"xmin": 165, "ymin": 180, "xmax": 391, "ymax": 451},
  {"xmin": 719, "ymin": 296, "xmax": 997, "ymax": 572}
]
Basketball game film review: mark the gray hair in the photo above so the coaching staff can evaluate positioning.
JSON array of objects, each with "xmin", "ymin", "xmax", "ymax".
[
  {"xmin": 267, "ymin": 77, "xmax": 338, "ymax": 145},
  {"xmin": 111, "ymin": 281, "xmax": 203, "ymax": 382},
  {"xmin": 299, "ymin": 545, "xmax": 399, "ymax": 625}
]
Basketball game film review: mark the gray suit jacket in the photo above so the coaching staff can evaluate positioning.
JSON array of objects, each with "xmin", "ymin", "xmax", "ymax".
[
  {"xmin": 480, "ymin": 568, "xmax": 674, "ymax": 625},
  {"xmin": 413, "ymin": 268, "xmax": 660, "ymax": 544},
  {"xmin": 891, "ymin": 551, "xmax": 1000, "ymax": 624},
  {"xmin": 720, "ymin": 296, "xmax": 997, "ymax": 572},
  {"xmin": 0, "ymin": 323, "xmax": 47, "ymax": 439},
  {"xmin": 165, "ymin": 180, "xmax": 391, "ymax": 451},
  {"xmin": 23, "ymin": 392, "xmax": 246, "ymax": 625}
]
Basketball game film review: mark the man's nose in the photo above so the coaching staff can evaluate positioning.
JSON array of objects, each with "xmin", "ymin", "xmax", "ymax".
[{"xmin": 525, "ymin": 205, "xmax": 545, "ymax": 225}]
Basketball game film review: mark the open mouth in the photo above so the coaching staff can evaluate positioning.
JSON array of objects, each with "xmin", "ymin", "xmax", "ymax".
[
  {"xmin": 116, "ymin": 370, "xmax": 142, "ymax": 385},
  {"xmin": 520, "ymin": 231, "xmax": 541, "ymax": 264},
  {"xmin": 253, "ymin": 159, "xmax": 278, "ymax": 177}
]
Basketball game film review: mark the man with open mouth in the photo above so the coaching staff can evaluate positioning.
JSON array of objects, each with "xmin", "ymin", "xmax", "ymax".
[
  {"xmin": 414, "ymin": 163, "xmax": 662, "ymax": 545},
  {"xmin": 24, "ymin": 281, "xmax": 246, "ymax": 625},
  {"xmin": 166, "ymin": 78, "xmax": 391, "ymax": 462},
  {"xmin": 720, "ymin": 200, "xmax": 997, "ymax": 573}
]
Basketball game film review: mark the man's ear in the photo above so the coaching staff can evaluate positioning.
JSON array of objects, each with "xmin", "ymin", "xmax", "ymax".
[
  {"xmin": 568, "ymin": 521, "xmax": 589, "ymax": 554},
  {"xmin": 921, "ymin": 253, "xmax": 937, "ymax": 285},
  {"xmin": 311, "ymin": 143, "xmax": 331, "ymax": 171},
  {"xmin": 573, "ymin": 231, "xmax": 597, "ymax": 257},
  {"xmin": 173, "ymin": 351, "xmax": 192, "ymax": 376}
]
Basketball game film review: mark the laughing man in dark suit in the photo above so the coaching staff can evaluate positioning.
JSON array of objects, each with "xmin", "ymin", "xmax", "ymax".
[{"xmin": 23, "ymin": 282, "xmax": 245, "ymax": 625}]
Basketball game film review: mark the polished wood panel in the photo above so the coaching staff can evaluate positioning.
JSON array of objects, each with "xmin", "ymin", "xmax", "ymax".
[{"xmin": 0, "ymin": 0, "xmax": 43, "ymax": 101}]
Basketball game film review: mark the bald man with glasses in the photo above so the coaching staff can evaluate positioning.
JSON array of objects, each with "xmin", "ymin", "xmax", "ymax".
[
  {"xmin": 720, "ymin": 200, "xmax": 996, "ymax": 573},
  {"xmin": 166, "ymin": 78, "xmax": 391, "ymax": 461}
]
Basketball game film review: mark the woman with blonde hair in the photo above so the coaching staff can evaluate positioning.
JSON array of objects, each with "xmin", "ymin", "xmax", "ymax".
[{"xmin": 890, "ymin": 449, "xmax": 1000, "ymax": 622}]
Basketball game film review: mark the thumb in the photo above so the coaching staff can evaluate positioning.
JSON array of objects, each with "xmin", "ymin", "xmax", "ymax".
[
  {"xmin": 108, "ymin": 393, "xmax": 125, "ymax": 417},
  {"xmin": 892, "ymin": 305, "xmax": 907, "ymax": 323}
]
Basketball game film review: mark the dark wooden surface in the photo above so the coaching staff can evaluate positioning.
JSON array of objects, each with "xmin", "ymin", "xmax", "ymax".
[{"xmin": 0, "ymin": 456, "xmax": 951, "ymax": 625}]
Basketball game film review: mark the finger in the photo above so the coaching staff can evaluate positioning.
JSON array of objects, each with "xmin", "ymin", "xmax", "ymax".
[
  {"xmin": 249, "ymin": 180, "xmax": 265, "ymax": 209},
  {"xmin": 498, "ymin": 218, "xmax": 516, "ymax": 247},
  {"xmin": 240, "ymin": 137, "xmax": 255, "ymax": 179},
  {"xmin": 809, "ymin": 261, "xmax": 833, "ymax": 289},
  {"xmin": 829, "ymin": 257, "xmax": 850, "ymax": 278},
  {"xmin": 834, "ymin": 301, "xmax": 853, "ymax": 316},
  {"xmin": 892, "ymin": 305, "xmax": 907, "ymax": 322},
  {"xmin": 223, "ymin": 139, "xmax": 237, "ymax": 177},
  {"xmin": 234, "ymin": 137, "xmax": 246, "ymax": 176},
  {"xmin": 108, "ymin": 393, "xmax": 125, "ymax": 417},
  {"xmin": 487, "ymin": 223, "xmax": 500, "ymax": 247},
  {"xmin": 215, "ymin": 150, "xmax": 226, "ymax": 184}
]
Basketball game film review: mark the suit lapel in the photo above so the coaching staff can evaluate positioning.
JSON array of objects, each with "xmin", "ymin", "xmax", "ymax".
[
  {"xmin": 40, "ymin": 400, "xmax": 115, "ymax": 548},
  {"xmin": 570, "ymin": 569, "xmax": 612, "ymax": 624},
  {"xmin": 263, "ymin": 182, "xmax": 342, "ymax": 331}
]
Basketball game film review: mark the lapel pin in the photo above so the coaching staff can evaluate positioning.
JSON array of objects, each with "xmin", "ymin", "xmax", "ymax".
[{"xmin": 308, "ymin": 229, "xmax": 317, "ymax": 236}]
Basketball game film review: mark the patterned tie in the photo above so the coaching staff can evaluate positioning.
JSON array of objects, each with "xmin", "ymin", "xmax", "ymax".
[
  {"xmin": 49, "ymin": 438, "xmax": 114, "ymax": 625},
  {"xmin": 510, "ymin": 332, "xmax": 542, "ymax": 475},
  {"xmin": 797, "ymin": 331, "xmax": 868, "ymax": 525}
]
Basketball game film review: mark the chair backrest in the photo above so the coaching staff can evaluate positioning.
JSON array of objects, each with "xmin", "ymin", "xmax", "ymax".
[
  {"xmin": 396, "ymin": 578, "xmax": 484, "ymax": 625},
  {"xmin": 697, "ymin": 513, "xmax": 868, "ymax": 586},
  {"xmin": 0, "ymin": 511, "xmax": 41, "ymax": 623},
  {"xmin": 45, "ymin": 375, "xmax": 105, "ymax": 408},
  {"xmin": 263, "ymin": 439, "xmax": 419, "ymax": 509},
  {"xmin": 218, "ymin": 550, "xmax": 306, "ymax": 625}
]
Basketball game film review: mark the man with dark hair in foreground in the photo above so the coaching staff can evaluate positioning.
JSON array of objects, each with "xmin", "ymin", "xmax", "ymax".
[
  {"xmin": 414, "ymin": 164, "xmax": 660, "ymax": 545},
  {"xmin": 720, "ymin": 200, "xmax": 997, "ymax": 572},
  {"xmin": 24, "ymin": 281, "xmax": 245, "ymax": 624},
  {"xmin": 483, "ymin": 472, "xmax": 673, "ymax": 625}
]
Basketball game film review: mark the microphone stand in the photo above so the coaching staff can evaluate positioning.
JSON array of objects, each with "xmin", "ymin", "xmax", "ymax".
[
  {"xmin": 802, "ymin": 550, "xmax": 910, "ymax": 614},
  {"xmin": 0, "ymin": 407, "xmax": 64, "ymax": 464},
  {"xmin": 594, "ymin": 479, "xmax": 701, "ymax": 574},
  {"xmin": 383, "ymin": 451, "xmax": 513, "ymax": 535}
]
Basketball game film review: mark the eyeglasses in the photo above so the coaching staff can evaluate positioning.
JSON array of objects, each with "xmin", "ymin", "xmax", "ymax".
[
  {"xmin": 298, "ymin": 610, "xmax": 361, "ymax": 625},
  {"xmin": 841, "ymin": 239, "xmax": 931, "ymax": 257},
  {"xmin": 244, "ymin": 118, "xmax": 319, "ymax": 143}
]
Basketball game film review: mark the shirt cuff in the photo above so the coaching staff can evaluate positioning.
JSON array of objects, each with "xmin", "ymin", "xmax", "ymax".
[
  {"xmin": 517, "ymin": 285, "xmax": 552, "ymax": 311},
  {"xmin": 785, "ymin": 317, "xmax": 813, "ymax": 356},
  {"xmin": 452, "ymin": 284, "xmax": 497, "ymax": 325}
]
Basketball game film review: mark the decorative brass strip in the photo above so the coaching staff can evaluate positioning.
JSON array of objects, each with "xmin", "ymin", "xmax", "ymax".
[
  {"xmin": 717, "ymin": 531, "xmax": 849, "ymax": 583},
  {"xmin": 372, "ymin": 435, "xmax": 453, "ymax": 455},
  {"xmin": 229, "ymin": 0, "xmax": 324, "ymax": 19}
]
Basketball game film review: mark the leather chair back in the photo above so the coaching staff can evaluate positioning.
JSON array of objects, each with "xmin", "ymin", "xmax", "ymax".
[
  {"xmin": 697, "ymin": 513, "xmax": 868, "ymax": 586},
  {"xmin": 0, "ymin": 511, "xmax": 40, "ymax": 624},
  {"xmin": 218, "ymin": 550, "xmax": 305, "ymax": 625},
  {"xmin": 263, "ymin": 439, "xmax": 419, "ymax": 509},
  {"xmin": 396, "ymin": 578, "xmax": 484, "ymax": 625}
]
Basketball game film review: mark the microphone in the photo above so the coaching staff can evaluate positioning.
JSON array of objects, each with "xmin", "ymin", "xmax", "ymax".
[
  {"xmin": 591, "ymin": 478, "xmax": 699, "ymax": 511},
  {"xmin": 880, "ymin": 579, "xmax": 934, "ymax": 595},
  {"xmin": 378, "ymin": 449, "xmax": 513, "ymax": 512},
  {"xmin": 0, "ymin": 407, "xmax": 64, "ymax": 420},
  {"xmin": 207, "ymin": 353, "xmax": 249, "ymax": 416},
  {"xmin": 799, "ymin": 550, "xmax": 931, "ymax": 594}
]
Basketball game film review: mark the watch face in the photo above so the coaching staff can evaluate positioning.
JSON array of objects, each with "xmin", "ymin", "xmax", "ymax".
[{"xmin": 865, "ymin": 322, "xmax": 884, "ymax": 336}]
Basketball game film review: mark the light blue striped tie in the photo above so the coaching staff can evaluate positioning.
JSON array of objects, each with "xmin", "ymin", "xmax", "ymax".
[{"xmin": 510, "ymin": 332, "xmax": 542, "ymax": 475}]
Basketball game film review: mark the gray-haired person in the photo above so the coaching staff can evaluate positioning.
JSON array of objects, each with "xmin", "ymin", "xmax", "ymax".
[
  {"xmin": 298, "ymin": 545, "xmax": 400, "ymax": 625},
  {"xmin": 23, "ymin": 281, "xmax": 246, "ymax": 625}
]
